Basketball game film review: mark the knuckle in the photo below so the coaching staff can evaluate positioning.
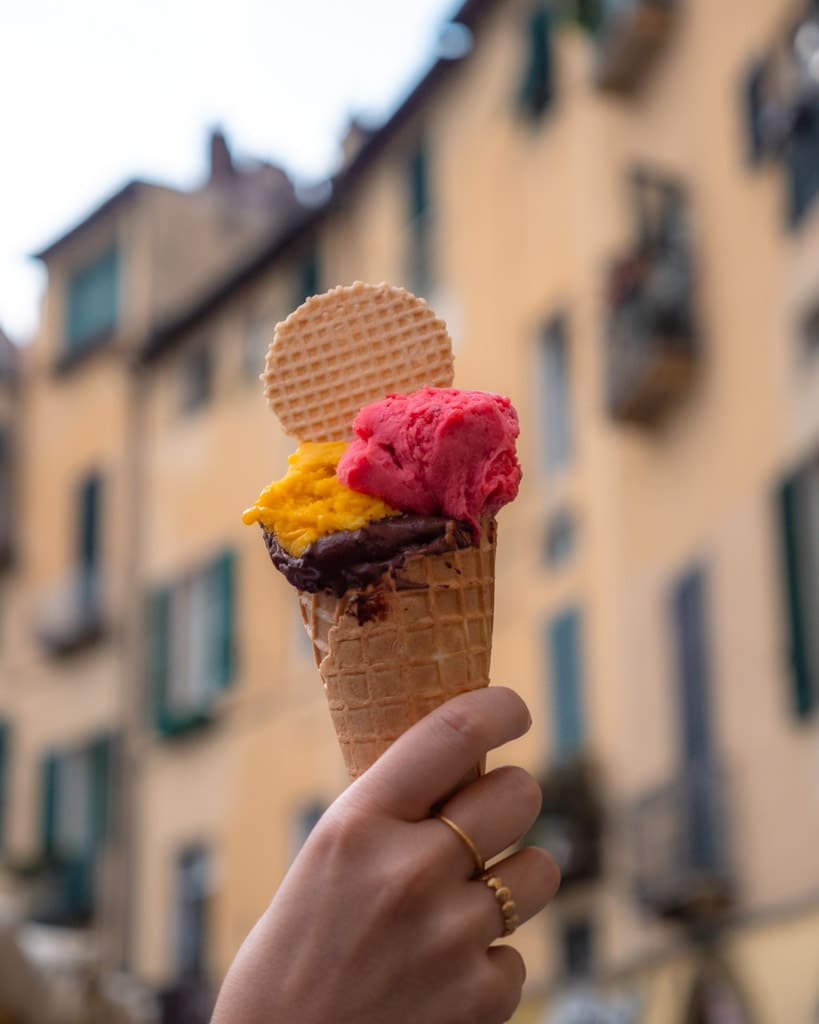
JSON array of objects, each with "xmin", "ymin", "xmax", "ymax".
[
  {"xmin": 435, "ymin": 698, "xmax": 484, "ymax": 749},
  {"xmin": 499, "ymin": 765, "xmax": 543, "ymax": 816},
  {"xmin": 308, "ymin": 804, "xmax": 371, "ymax": 868},
  {"xmin": 520, "ymin": 846, "xmax": 562, "ymax": 901}
]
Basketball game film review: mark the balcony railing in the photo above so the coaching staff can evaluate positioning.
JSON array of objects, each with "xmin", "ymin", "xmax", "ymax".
[
  {"xmin": 628, "ymin": 761, "xmax": 735, "ymax": 922},
  {"xmin": 158, "ymin": 978, "xmax": 214, "ymax": 1024},
  {"xmin": 593, "ymin": 0, "xmax": 677, "ymax": 94},
  {"xmin": 526, "ymin": 757, "xmax": 604, "ymax": 888},
  {"xmin": 35, "ymin": 568, "xmax": 107, "ymax": 657},
  {"xmin": 605, "ymin": 174, "xmax": 698, "ymax": 423},
  {"xmin": 10, "ymin": 855, "xmax": 97, "ymax": 929}
]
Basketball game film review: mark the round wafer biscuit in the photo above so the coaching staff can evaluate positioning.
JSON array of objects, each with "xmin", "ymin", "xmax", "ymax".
[{"xmin": 263, "ymin": 281, "xmax": 454, "ymax": 442}]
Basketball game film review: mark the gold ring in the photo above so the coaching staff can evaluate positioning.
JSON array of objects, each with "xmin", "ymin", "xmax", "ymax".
[
  {"xmin": 435, "ymin": 813, "xmax": 485, "ymax": 876},
  {"xmin": 481, "ymin": 872, "xmax": 519, "ymax": 937}
]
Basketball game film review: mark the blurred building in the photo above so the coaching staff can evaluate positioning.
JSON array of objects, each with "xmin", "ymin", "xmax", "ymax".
[{"xmin": 1, "ymin": 0, "xmax": 819, "ymax": 1022}]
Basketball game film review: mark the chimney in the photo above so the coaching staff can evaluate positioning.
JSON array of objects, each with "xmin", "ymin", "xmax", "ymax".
[
  {"xmin": 209, "ymin": 127, "xmax": 236, "ymax": 184},
  {"xmin": 341, "ymin": 118, "xmax": 371, "ymax": 167}
]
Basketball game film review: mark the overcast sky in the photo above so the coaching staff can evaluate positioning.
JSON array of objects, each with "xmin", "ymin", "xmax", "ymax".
[{"xmin": 0, "ymin": 0, "xmax": 461, "ymax": 342}]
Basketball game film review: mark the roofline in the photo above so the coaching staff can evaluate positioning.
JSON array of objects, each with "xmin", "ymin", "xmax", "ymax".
[
  {"xmin": 140, "ymin": 0, "xmax": 498, "ymax": 363},
  {"xmin": 32, "ymin": 179, "xmax": 159, "ymax": 261}
]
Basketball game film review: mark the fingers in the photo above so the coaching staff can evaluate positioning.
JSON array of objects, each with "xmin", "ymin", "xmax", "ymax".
[
  {"xmin": 354, "ymin": 687, "xmax": 532, "ymax": 821},
  {"xmin": 475, "ymin": 848, "xmax": 560, "ymax": 945},
  {"xmin": 434, "ymin": 765, "xmax": 542, "ymax": 875},
  {"xmin": 484, "ymin": 945, "xmax": 526, "ymax": 1023}
]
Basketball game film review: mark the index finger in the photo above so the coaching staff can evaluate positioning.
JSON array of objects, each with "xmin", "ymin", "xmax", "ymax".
[{"xmin": 351, "ymin": 687, "xmax": 532, "ymax": 821}]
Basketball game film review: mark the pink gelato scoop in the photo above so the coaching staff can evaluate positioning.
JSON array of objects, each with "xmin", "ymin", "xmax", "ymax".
[{"xmin": 337, "ymin": 387, "xmax": 522, "ymax": 531}]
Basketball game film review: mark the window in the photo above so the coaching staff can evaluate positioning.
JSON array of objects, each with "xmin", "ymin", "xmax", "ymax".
[
  {"xmin": 147, "ymin": 551, "xmax": 236, "ymax": 736},
  {"xmin": 175, "ymin": 845, "xmax": 210, "ymax": 979},
  {"xmin": 543, "ymin": 508, "xmax": 577, "ymax": 567},
  {"xmin": 294, "ymin": 245, "xmax": 320, "ymax": 308},
  {"xmin": 65, "ymin": 245, "xmax": 119, "ymax": 353},
  {"xmin": 406, "ymin": 140, "xmax": 432, "ymax": 296},
  {"xmin": 243, "ymin": 314, "xmax": 273, "ymax": 379},
  {"xmin": 519, "ymin": 4, "xmax": 555, "ymax": 118},
  {"xmin": 537, "ymin": 316, "xmax": 572, "ymax": 474},
  {"xmin": 671, "ymin": 567, "xmax": 715, "ymax": 762},
  {"xmin": 742, "ymin": 59, "xmax": 769, "ymax": 165},
  {"xmin": 76, "ymin": 472, "xmax": 103, "ymax": 608},
  {"xmin": 778, "ymin": 457, "xmax": 819, "ymax": 718},
  {"xmin": 179, "ymin": 343, "xmax": 213, "ymax": 414},
  {"xmin": 547, "ymin": 609, "xmax": 584, "ymax": 762},
  {"xmin": 562, "ymin": 918, "xmax": 594, "ymax": 979},
  {"xmin": 787, "ymin": 98, "xmax": 819, "ymax": 227},
  {"xmin": 800, "ymin": 298, "xmax": 819, "ymax": 360},
  {"xmin": 40, "ymin": 735, "xmax": 114, "ymax": 859},
  {"xmin": 293, "ymin": 800, "xmax": 325, "ymax": 856}
]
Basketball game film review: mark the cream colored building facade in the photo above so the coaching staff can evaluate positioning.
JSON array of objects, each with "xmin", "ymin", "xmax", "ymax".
[{"xmin": 2, "ymin": 1, "xmax": 819, "ymax": 1022}]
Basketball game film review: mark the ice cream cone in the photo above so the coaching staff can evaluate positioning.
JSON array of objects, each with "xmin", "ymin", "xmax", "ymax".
[{"xmin": 298, "ymin": 518, "xmax": 497, "ymax": 778}]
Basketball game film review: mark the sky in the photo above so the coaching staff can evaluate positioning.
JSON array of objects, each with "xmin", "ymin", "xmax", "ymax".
[{"xmin": 0, "ymin": 0, "xmax": 462, "ymax": 343}]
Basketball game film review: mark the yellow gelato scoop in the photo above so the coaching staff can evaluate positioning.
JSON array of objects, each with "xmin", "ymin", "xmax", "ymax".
[{"xmin": 242, "ymin": 441, "xmax": 399, "ymax": 556}]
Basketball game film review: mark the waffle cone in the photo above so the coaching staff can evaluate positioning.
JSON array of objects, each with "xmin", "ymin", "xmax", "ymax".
[{"xmin": 298, "ymin": 520, "xmax": 497, "ymax": 779}]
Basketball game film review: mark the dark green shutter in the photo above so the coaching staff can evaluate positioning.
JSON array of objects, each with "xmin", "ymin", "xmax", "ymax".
[
  {"xmin": 548, "ymin": 610, "xmax": 584, "ymax": 762},
  {"xmin": 743, "ymin": 60, "xmax": 767, "ymax": 165},
  {"xmin": 40, "ymin": 752, "xmax": 59, "ymax": 857},
  {"xmin": 409, "ymin": 143, "xmax": 429, "ymax": 221},
  {"xmin": 295, "ymin": 244, "xmax": 320, "ymax": 306},
  {"xmin": 90, "ymin": 735, "xmax": 116, "ymax": 846},
  {"xmin": 520, "ymin": 5, "xmax": 554, "ymax": 118},
  {"xmin": 778, "ymin": 476, "xmax": 814, "ymax": 717},
  {"xmin": 213, "ymin": 551, "xmax": 236, "ymax": 689},
  {"xmin": 147, "ymin": 587, "xmax": 172, "ymax": 731}
]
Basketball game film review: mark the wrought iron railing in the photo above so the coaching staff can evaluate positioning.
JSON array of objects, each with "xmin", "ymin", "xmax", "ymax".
[{"xmin": 628, "ymin": 760, "xmax": 735, "ymax": 920}]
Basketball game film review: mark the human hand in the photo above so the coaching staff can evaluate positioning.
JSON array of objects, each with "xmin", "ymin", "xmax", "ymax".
[{"xmin": 212, "ymin": 686, "xmax": 560, "ymax": 1024}]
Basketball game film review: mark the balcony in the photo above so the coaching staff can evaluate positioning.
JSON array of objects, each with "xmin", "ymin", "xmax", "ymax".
[
  {"xmin": 526, "ymin": 758, "xmax": 604, "ymax": 888},
  {"xmin": 8, "ymin": 854, "xmax": 96, "ymax": 929},
  {"xmin": 605, "ymin": 174, "xmax": 698, "ymax": 424},
  {"xmin": 628, "ymin": 761, "xmax": 735, "ymax": 922},
  {"xmin": 35, "ymin": 569, "xmax": 107, "ymax": 657},
  {"xmin": 593, "ymin": 0, "xmax": 677, "ymax": 94},
  {"xmin": 158, "ymin": 978, "xmax": 214, "ymax": 1024}
]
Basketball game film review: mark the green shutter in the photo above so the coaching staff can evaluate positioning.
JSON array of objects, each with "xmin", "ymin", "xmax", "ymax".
[
  {"xmin": 40, "ymin": 752, "xmax": 59, "ymax": 857},
  {"xmin": 0, "ymin": 723, "xmax": 9, "ymax": 852},
  {"xmin": 147, "ymin": 587, "xmax": 172, "ymax": 732},
  {"xmin": 548, "ymin": 610, "xmax": 584, "ymax": 762},
  {"xmin": 89, "ymin": 735, "xmax": 116, "ymax": 846},
  {"xmin": 778, "ymin": 476, "xmax": 814, "ymax": 717},
  {"xmin": 213, "ymin": 551, "xmax": 236, "ymax": 689},
  {"xmin": 520, "ymin": 5, "xmax": 554, "ymax": 118},
  {"xmin": 295, "ymin": 244, "xmax": 320, "ymax": 306},
  {"xmin": 409, "ymin": 143, "xmax": 429, "ymax": 221}
]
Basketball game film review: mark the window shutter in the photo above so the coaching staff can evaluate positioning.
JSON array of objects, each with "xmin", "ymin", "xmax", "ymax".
[
  {"xmin": 742, "ymin": 60, "xmax": 767, "ymax": 165},
  {"xmin": 40, "ymin": 752, "xmax": 59, "ymax": 857},
  {"xmin": 295, "ymin": 244, "xmax": 320, "ymax": 306},
  {"xmin": 147, "ymin": 587, "xmax": 172, "ymax": 732},
  {"xmin": 778, "ymin": 476, "xmax": 814, "ymax": 717},
  {"xmin": 212, "ymin": 551, "xmax": 236, "ymax": 690},
  {"xmin": 548, "ymin": 610, "xmax": 584, "ymax": 762},
  {"xmin": 671, "ymin": 568, "xmax": 714, "ymax": 762},
  {"xmin": 89, "ymin": 735, "xmax": 116, "ymax": 846},
  {"xmin": 409, "ymin": 143, "xmax": 429, "ymax": 221},
  {"xmin": 520, "ymin": 5, "xmax": 554, "ymax": 118}
]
